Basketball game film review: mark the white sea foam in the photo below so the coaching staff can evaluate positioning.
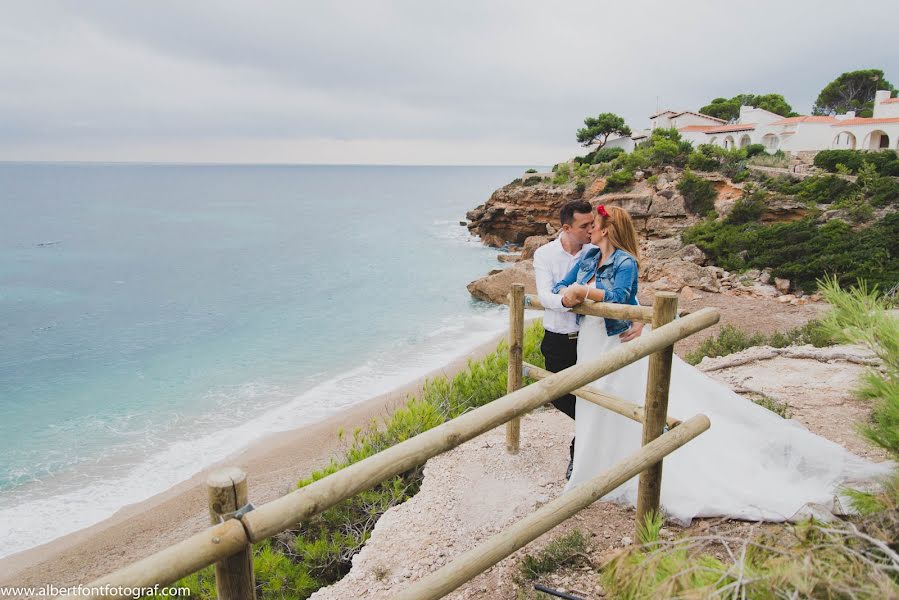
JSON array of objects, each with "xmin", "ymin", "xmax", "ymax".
[{"xmin": 0, "ymin": 307, "xmax": 509, "ymax": 559}]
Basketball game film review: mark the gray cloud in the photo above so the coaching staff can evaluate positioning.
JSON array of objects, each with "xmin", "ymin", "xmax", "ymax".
[{"xmin": 1, "ymin": 0, "xmax": 897, "ymax": 163}]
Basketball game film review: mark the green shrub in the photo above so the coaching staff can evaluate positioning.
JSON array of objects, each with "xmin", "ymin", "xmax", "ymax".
[
  {"xmin": 551, "ymin": 163, "xmax": 571, "ymax": 185},
  {"xmin": 686, "ymin": 147, "xmax": 721, "ymax": 172},
  {"xmin": 518, "ymin": 530, "xmax": 589, "ymax": 580},
  {"xmin": 523, "ymin": 176, "xmax": 541, "ymax": 186},
  {"xmin": 524, "ymin": 168, "xmax": 537, "ymax": 173},
  {"xmin": 591, "ymin": 146, "xmax": 625, "ymax": 164},
  {"xmin": 604, "ymin": 168, "xmax": 634, "ymax": 191},
  {"xmin": 745, "ymin": 143, "xmax": 767, "ymax": 158},
  {"xmin": 725, "ymin": 189, "xmax": 766, "ymax": 224},
  {"xmin": 682, "ymin": 213, "xmax": 899, "ymax": 292},
  {"xmin": 866, "ymin": 175, "xmax": 899, "ymax": 206},
  {"xmin": 814, "ymin": 149, "xmax": 867, "ymax": 173},
  {"xmin": 815, "ymin": 149, "xmax": 899, "ymax": 176},
  {"xmin": 767, "ymin": 319, "xmax": 836, "ymax": 349},
  {"xmin": 796, "ymin": 174, "xmax": 858, "ymax": 204},
  {"xmin": 685, "ymin": 325, "xmax": 767, "ymax": 365},
  {"xmin": 819, "ymin": 278, "xmax": 899, "ymax": 456},
  {"xmin": 677, "ymin": 169, "xmax": 717, "ymax": 215}
]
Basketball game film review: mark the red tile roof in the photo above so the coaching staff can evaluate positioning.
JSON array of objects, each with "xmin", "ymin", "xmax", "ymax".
[
  {"xmin": 702, "ymin": 123, "xmax": 757, "ymax": 134},
  {"xmin": 881, "ymin": 98, "xmax": 899, "ymax": 104},
  {"xmin": 769, "ymin": 116, "xmax": 837, "ymax": 125},
  {"xmin": 832, "ymin": 117, "xmax": 899, "ymax": 126}
]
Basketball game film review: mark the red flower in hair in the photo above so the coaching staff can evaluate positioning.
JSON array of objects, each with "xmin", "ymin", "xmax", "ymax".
[{"xmin": 596, "ymin": 204, "xmax": 610, "ymax": 218}]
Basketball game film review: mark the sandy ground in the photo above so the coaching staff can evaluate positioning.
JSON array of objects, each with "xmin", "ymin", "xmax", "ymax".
[
  {"xmin": 0, "ymin": 332, "xmax": 513, "ymax": 595},
  {"xmin": 0, "ymin": 292, "xmax": 829, "ymax": 597}
]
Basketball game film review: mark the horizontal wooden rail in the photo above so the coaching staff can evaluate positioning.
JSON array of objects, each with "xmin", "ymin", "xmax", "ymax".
[
  {"xmin": 522, "ymin": 362, "xmax": 681, "ymax": 430},
  {"xmin": 241, "ymin": 307, "xmax": 718, "ymax": 542},
  {"xmin": 75, "ymin": 307, "xmax": 720, "ymax": 598},
  {"xmin": 521, "ymin": 294, "xmax": 691, "ymax": 322},
  {"xmin": 395, "ymin": 414, "xmax": 712, "ymax": 600}
]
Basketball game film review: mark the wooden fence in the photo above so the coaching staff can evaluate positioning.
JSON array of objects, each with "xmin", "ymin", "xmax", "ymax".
[{"xmin": 70, "ymin": 289, "xmax": 718, "ymax": 600}]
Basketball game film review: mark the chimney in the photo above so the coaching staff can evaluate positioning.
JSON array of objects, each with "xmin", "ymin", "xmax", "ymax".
[{"xmin": 875, "ymin": 90, "xmax": 891, "ymax": 105}]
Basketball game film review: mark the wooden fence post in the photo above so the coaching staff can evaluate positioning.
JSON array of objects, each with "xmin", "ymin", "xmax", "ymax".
[
  {"xmin": 505, "ymin": 283, "xmax": 525, "ymax": 454},
  {"xmin": 207, "ymin": 467, "xmax": 256, "ymax": 600},
  {"xmin": 635, "ymin": 291, "xmax": 679, "ymax": 533}
]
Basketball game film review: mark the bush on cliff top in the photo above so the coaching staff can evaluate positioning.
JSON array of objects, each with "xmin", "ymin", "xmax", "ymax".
[
  {"xmin": 166, "ymin": 322, "xmax": 547, "ymax": 599},
  {"xmin": 682, "ymin": 212, "xmax": 899, "ymax": 292},
  {"xmin": 814, "ymin": 149, "xmax": 899, "ymax": 176}
]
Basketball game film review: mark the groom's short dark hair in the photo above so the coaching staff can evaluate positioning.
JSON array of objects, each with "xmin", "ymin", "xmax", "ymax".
[{"xmin": 560, "ymin": 200, "xmax": 593, "ymax": 226}]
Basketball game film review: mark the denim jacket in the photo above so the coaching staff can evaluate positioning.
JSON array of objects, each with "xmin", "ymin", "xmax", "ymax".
[{"xmin": 551, "ymin": 247, "xmax": 639, "ymax": 336}]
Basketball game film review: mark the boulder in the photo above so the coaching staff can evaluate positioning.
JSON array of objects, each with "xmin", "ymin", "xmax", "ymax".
[
  {"xmin": 649, "ymin": 194, "xmax": 686, "ymax": 216},
  {"xmin": 643, "ymin": 260, "xmax": 721, "ymax": 293},
  {"xmin": 497, "ymin": 253, "xmax": 522, "ymax": 263},
  {"xmin": 466, "ymin": 260, "xmax": 537, "ymax": 304},
  {"xmin": 673, "ymin": 244, "xmax": 706, "ymax": 265},
  {"xmin": 775, "ymin": 277, "xmax": 791, "ymax": 293},
  {"xmin": 521, "ymin": 235, "xmax": 554, "ymax": 260}
]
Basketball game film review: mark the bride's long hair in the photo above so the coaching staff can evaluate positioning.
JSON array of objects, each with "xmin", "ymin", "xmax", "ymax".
[{"xmin": 598, "ymin": 205, "xmax": 640, "ymax": 265}]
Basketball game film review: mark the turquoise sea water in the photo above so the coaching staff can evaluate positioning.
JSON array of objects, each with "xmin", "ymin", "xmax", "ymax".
[{"xmin": 0, "ymin": 163, "xmax": 524, "ymax": 558}]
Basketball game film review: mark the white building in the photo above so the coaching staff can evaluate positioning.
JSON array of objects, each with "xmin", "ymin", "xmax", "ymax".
[{"xmin": 609, "ymin": 90, "xmax": 899, "ymax": 154}]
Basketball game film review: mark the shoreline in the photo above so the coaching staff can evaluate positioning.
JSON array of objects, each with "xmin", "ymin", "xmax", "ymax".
[{"xmin": 0, "ymin": 329, "xmax": 514, "ymax": 591}]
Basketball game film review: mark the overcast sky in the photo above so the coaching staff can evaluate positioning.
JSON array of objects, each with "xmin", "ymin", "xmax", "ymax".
[{"xmin": 1, "ymin": 1, "xmax": 897, "ymax": 165}]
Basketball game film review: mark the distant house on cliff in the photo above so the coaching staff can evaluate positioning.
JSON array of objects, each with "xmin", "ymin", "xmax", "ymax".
[{"xmin": 606, "ymin": 90, "xmax": 899, "ymax": 154}]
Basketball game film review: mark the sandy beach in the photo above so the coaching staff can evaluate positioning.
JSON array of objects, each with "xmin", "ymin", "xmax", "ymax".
[{"xmin": 0, "ymin": 331, "xmax": 511, "ymax": 593}]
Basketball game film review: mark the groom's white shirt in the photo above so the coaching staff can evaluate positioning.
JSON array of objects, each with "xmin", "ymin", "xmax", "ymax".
[{"xmin": 533, "ymin": 238, "xmax": 593, "ymax": 335}]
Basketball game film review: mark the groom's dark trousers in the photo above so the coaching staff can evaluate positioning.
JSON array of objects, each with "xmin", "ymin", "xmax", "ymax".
[{"xmin": 540, "ymin": 330, "xmax": 578, "ymax": 420}]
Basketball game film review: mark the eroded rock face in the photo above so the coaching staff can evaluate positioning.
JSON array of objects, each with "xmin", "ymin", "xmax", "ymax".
[
  {"xmin": 466, "ymin": 260, "xmax": 536, "ymax": 304},
  {"xmin": 466, "ymin": 183, "xmax": 579, "ymax": 247}
]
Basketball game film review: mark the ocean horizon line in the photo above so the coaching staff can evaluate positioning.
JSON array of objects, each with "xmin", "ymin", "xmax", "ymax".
[{"xmin": 0, "ymin": 160, "xmax": 545, "ymax": 168}]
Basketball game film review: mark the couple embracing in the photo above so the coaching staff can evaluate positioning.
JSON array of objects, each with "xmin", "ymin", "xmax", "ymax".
[{"xmin": 534, "ymin": 200, "xmax": 890, "ymax": 525}]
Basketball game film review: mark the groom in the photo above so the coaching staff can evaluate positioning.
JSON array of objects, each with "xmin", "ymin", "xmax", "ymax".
[
  {"xmin": 534, "ymin": 200, "xmax": 642, "ymax": 479},
  {"xmin": 534, "ymin": 200, "xmax": 593, "ymax": 479}
]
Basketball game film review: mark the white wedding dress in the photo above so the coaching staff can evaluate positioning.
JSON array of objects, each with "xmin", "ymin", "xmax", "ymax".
[{"xmin": 565, "ymin": 315, "xmax": 893, "ymax": 525}]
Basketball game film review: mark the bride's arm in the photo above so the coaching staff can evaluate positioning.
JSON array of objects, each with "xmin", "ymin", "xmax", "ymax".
[{"xmin": 584, "ymin": 257, "xmax": 638, "ymax": 304}]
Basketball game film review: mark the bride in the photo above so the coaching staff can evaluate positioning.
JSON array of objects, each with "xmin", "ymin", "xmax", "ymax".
[{"xmin": 552, "ymin": 204, "xmax": 892, "ymax": 524}]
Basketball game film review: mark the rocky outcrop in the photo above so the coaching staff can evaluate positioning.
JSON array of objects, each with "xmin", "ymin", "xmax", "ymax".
[
  {"xmin": 466, "ymin": 183, "xmax": 579, "ymax": 247},
  {"xmin": 466, "ymin": 260, "xmax": 536, "ymax": 304},
  {"xmin": 521, "ymin": 235, "xmax": 554, "ymax": 260},
  {"xmin": 761, "ymin": 195, "xmax": 809, "ymax": 223}
]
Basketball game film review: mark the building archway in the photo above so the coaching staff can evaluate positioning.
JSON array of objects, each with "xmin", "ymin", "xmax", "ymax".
[
  {"xmin": 723, "ymin": 136, "xmax": 736, "ymax": 150},
  {"xmin": 864, "ymin": 130, "xmax": 890, "ymax": 150},
  {"xmin": 739, "ymin": 134, "xmax": 751, "ymax": 148},
  {"xmin": 762, "ymin": 133, "xmax": 780, "ymax": 152},
  {"xmin": 832, "ymin": 131, "xmax": 857, "ymax": 149},
  {"xmin": 708, "ymin": 136, "xmax": 718, "ymax": 146}
]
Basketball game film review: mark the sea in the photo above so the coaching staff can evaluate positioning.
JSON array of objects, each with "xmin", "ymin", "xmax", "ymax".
[{"xmin": 0, "ymin": 163, "xmax": 528, "ymax": 559}]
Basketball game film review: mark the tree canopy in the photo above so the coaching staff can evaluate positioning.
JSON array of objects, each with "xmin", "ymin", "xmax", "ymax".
[
  {"xmin": 575, "ymin": 113, "xmax": 631, "ymax": 149},
  {"xmin": 699, "ymin": 94, "xmax": 797, "ymax": 122},
  {"xmin": 812, "ymin": 69, "xmax": 896, "ymax": 117}
]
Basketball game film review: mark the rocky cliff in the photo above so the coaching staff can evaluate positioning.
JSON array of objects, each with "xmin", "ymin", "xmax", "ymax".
[{"xmin": 464, "ymin": 167, "xmax": 817, "ymax": 304}]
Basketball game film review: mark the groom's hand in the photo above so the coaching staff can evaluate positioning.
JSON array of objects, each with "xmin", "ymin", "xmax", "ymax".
[{"xmin": 618, "ymin": 321, "xmax": 644, "ymax": 343}]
